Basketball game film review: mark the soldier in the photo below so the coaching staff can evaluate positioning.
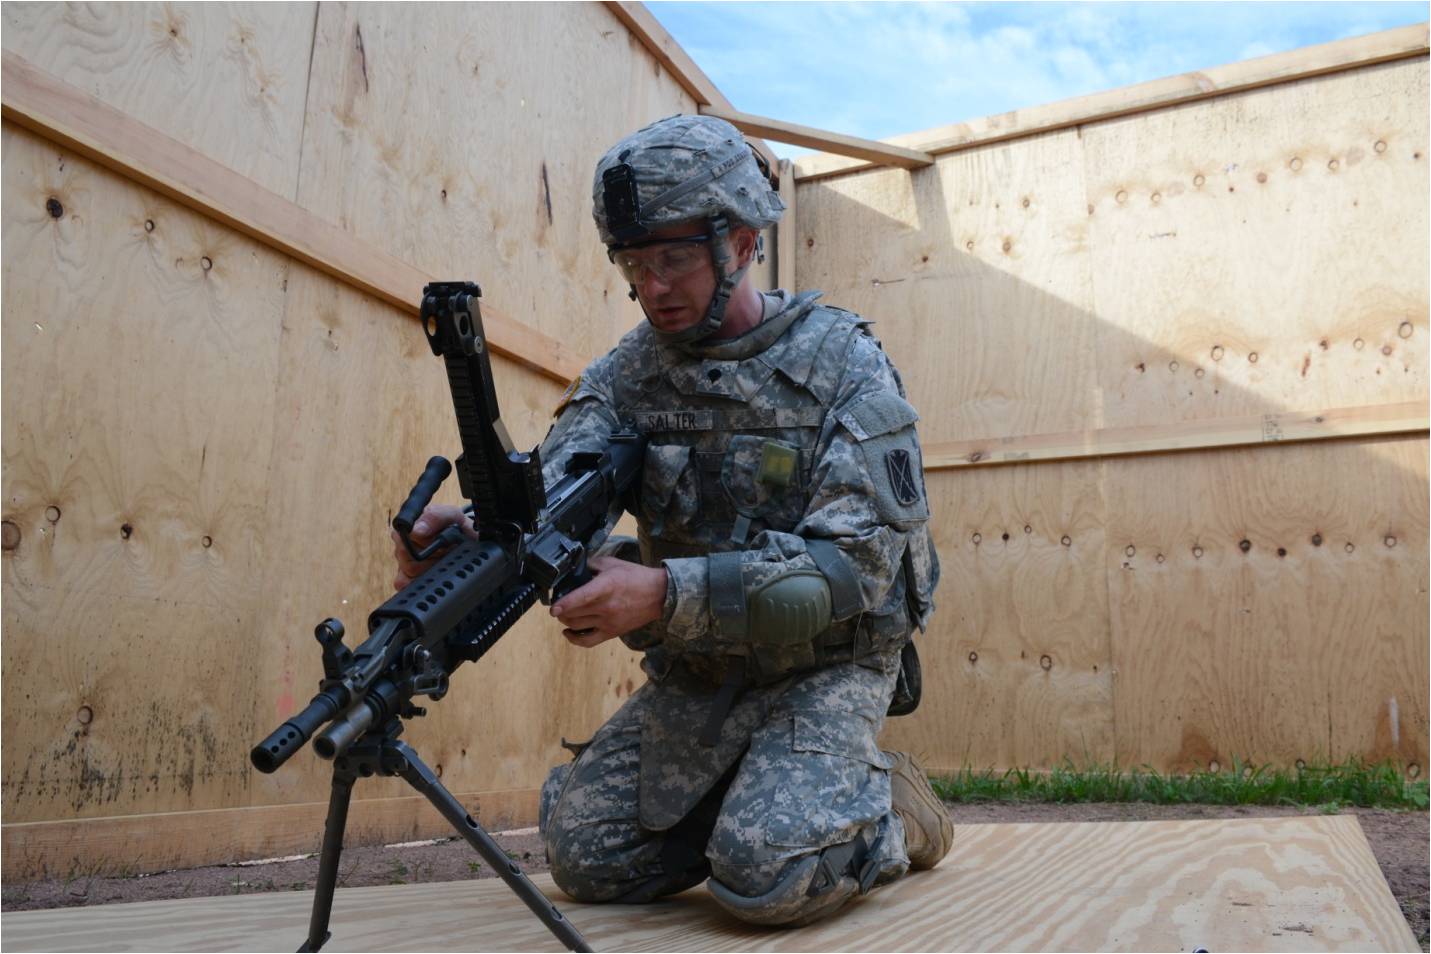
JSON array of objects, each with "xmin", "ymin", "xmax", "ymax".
[{"xmin": 394, "ymin": 114, "xmax": 949, "ymax": 927}]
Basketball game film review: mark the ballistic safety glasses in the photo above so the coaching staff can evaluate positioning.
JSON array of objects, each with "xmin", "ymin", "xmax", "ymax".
[{"xmin": 607, "ymin": 235, "xmax": 713, "ymax": 285}]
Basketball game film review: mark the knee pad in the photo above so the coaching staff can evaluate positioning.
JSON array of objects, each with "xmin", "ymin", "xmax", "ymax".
[
  {"xmin": 708, "ymin": 853, "xmax": 858, "ymax": 928},
  {"xmin": 708, "ymin": 824, "xmax": 906, "ymax": 928}
]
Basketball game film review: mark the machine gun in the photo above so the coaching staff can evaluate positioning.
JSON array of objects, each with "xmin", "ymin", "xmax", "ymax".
[{"xmin": 251, "ymin": 282, "xmax": 641, "ymax": 953}]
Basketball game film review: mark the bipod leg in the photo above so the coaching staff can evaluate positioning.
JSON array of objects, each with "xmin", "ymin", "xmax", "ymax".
[
  {"xmin": 387, "ymin": 739, "xmax": 594, "ymax": 953},
  {"xmin": 298, "ymin": 763, "xmax": 357, "ymax": 952}
]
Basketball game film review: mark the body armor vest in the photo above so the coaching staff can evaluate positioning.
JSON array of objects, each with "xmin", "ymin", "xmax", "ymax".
[{"xmin": 609, "ymin": 293, "xmax": 912, "ymax": 686}]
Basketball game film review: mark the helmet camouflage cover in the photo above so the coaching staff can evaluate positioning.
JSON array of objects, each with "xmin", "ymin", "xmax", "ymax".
[{"xmin": 592, "ymin": 114, "xmax": 785, "ymax": 246}]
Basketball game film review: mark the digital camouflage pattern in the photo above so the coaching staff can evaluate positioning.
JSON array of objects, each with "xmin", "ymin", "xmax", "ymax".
[
  {"xmin": 538, "ymin": 289, "xmax": 939, "ymax": 925},
  {"xmin": 591, "ymin": 114, "xmax": 785, "ymax": 245},
  {"xmin": 541, "ymin": 653, "xmax": 910, "ymax": 922}
]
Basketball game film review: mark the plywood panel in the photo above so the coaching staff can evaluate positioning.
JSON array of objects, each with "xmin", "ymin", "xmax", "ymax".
[
  {"xmin": 797, "ymin": 56, "xmax": 1428, "ymax": 773},
  {"xmin": 1, "ymin": 817, "xmax": 1416, "ymax": 952},
  {"xmin": 0, "ymin": 2, "xmax": 315, "ymax": 198},
  {"xmin": 1, "ymin": 126, "xmax": 288, "ymax": 820},
  {"xmin": 1082, "ymin": 60, "xmax": 1428, "ymax": 428},
  {"xmin": 793, "ymin": 128, "xmax": 1101, "ymax": 445},
  {"xmin": 1107, "ymin": 437, "xmax": 1429, "ymax": 771},
  {"xmin": 879, "ymin": 462, "xmax": 1114, "ymax": 772},
  {"xmin": 294, "ymin": 3, "xmax": 773, "ymax": 365}
]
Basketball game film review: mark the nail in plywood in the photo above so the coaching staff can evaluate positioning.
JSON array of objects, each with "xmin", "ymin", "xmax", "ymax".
[{"xmin": 0, "ymin": 817, "xmax": 1416, "ymax": 952}]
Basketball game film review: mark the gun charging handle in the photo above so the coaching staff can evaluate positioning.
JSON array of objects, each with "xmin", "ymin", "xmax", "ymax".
[{"xmin": 393, "ymin": 456, "xmax": 466, "ymax": 562}]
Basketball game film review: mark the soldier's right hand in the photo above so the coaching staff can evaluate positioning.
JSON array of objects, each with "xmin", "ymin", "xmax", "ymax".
[{"xmin": 390, "ymin": 503, "xmax": 477, "ymax": 591}]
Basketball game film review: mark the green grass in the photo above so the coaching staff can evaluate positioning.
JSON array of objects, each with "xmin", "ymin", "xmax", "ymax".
[{"xmin": 931, "ymin": 760, "xmax": 1428, "ymax": 810}]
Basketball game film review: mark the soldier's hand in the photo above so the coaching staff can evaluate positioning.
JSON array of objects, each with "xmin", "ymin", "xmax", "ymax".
[
  {"xmin": 551, "ymin": 556, "xmax": 667, "ymax": 648},
  {"xmin": 390, "ymin": 503, "xmax": 476, "ymax": 591}
]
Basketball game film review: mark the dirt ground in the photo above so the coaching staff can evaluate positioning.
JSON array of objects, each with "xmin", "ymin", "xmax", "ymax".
[{"xmin": 4, "ymin": 803, "xmax": 1425, "ymax": 950}]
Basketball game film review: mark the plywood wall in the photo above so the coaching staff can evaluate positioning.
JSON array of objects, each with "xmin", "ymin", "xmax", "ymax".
[
  {"xmin": 796, "ymin": 56, "xmax": 1429, "ymax": 775},
  {"xmin": 1, "ymin": 3, "xmax": 775, "ymax": 878}
]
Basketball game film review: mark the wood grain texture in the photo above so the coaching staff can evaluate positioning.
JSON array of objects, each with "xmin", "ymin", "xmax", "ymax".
[
  {"xmin": 878, "ymin": 463, "xmax": 1115, "ymax": 771},
  {"xmin": 1, "ymin": 817, "xmax": 1417, "ymax": 952},
  {"xmin": 794, "ymin": 24, "xmax": 1429, "ymax": 181},
  {"xmin": 1105, "ymin": 437, "xmax": 1429, "ymax": 771},
  {"xmin": 1081, "ymin": 62, "xmax": 1429, "ymax": 425},
  {"xmin": 0, "ymin": 51, "xmax": 585, "ymax": 383},
  {"xmin": 797, "ymin": 56, "xmax": 1428, "ymax": 773},
  {"xmin": 924, "ymin": 401, "xmax": 1429, "ymax": 469},
  {"xmin": 2, "ymin": 126, "xmax": 287, "ymax": 823},
  {"xmin": 0, "ymin": 1, "xmax": 316, "ymax": 198}
]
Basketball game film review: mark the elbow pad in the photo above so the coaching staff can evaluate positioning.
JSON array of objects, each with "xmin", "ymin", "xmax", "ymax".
[{"xmin": 748, "ymin": 571, "xmax": 833, "ymax": 648}]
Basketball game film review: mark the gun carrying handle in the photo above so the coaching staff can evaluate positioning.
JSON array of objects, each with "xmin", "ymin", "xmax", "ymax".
[{"xmin": 393, "ymin": 457, "xmax": 453, "ymax": 536}]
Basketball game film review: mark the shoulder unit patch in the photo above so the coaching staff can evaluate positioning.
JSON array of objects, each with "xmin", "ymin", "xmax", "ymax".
[{"xmin": 886, "ymin": 448, "xmax": 921, "ymax": 507}]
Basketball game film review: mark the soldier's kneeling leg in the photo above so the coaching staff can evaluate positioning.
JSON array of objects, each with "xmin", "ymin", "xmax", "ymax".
[
  {"xmin": 705, "ymin": 664, "xmax": 911, "ymax": 927},
  {"xmin": 540, "ymin": 688, "xmax": 718, "ymax": 904}
]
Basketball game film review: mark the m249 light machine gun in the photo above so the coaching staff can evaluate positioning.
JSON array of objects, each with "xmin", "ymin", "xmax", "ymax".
[{"xmin": 251, "ymin": 282, "xmax": 642, "ymax": 953}]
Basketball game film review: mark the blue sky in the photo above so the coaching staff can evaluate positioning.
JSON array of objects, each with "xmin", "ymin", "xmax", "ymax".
[{"xmin": 647, "ymin": 2, "xmax": 1428, "ymax": 157}]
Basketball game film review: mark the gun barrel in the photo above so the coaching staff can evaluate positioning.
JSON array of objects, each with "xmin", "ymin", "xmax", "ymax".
[
  {"xmin": 251, "ymin": 688, "xmax": 347, "ymax": 774},
  {"xmin": 313, "ymin": 679, "xmax": 401, "ymax": 760}
]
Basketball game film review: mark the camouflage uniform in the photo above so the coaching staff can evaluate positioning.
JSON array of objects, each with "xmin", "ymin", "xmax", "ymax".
[
  {"xmin": 537, "ymin": 288, "xmax": 939, "ymax": 925},
  {"xmin": 535, "ymin": 113, "xmax": 939, "ymax": 926}
]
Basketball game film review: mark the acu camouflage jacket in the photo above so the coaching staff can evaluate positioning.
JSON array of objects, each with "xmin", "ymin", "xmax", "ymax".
[{"xmin": 540, "ymin": 290, "xmax": 939, "ymax": 688}]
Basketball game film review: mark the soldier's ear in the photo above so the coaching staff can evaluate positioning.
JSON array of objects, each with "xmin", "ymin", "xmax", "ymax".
[{"xmin": 733, "ymin": 227, "xmax": 759, "ymax": 268}]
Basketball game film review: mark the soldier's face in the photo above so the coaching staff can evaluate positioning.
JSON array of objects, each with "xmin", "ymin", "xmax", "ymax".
[{"xmin": 623, "ymin": 226, "xmax": 756, "ymax": 333}]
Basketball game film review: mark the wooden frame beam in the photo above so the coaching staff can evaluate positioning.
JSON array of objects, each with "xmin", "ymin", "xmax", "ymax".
[
  {"xmin": 699, "ymin": 105, "xmax": 933, "ymax": 170},
  {"xmin": 795, "ymin": 23, "xmax": 1430, "ymax": 182},
  {"xmin": 0, "ymin": 52, "xmax": 586, "ymax": 385},
  {"xmin": 923, "ymin": 402, "xmax": 1429, "ymax": 470},
  {"xmin": 600, "ymin": 1, "xmax": 780, "ymax": 172}
]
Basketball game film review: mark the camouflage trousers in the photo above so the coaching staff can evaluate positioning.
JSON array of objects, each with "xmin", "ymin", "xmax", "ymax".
[{"xmin": 538, "ymin": 656, "xmax": 911, "ymax": 927}]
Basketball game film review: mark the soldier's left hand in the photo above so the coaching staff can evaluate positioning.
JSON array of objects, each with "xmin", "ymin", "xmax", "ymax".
[{"xmin": 551, "ymin": 556, "xmax": 667, "ymax": 648}]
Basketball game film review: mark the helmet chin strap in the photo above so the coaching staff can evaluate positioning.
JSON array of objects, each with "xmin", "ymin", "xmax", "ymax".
[{"xmin": 648, "ymin": 215, "xmax": 751, "ymax": 352}]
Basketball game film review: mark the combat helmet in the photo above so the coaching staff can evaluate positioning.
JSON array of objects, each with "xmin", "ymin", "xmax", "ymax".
[{"xmin": 593, "ymin": 114, "xmax": 784, "ymax": 346}]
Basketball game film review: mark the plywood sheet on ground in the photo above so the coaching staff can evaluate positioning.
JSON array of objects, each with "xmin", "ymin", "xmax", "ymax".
[{"xmin": 2, "ymin": 816, "xmax": 1414, "ymax": 952}]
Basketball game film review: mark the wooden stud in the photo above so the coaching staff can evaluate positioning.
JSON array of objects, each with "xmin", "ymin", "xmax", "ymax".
[
  {"xmin": 795, "ymin": 23, "xmax": 1430, "ymax": 181},
  {"xmin": 924, "ymin": 402, "xmax": 1430, "ymax": 470},
  {"xmin": 700, "ymin": 105, "xmax": 933, "ymax": 170},
  {"xmin": 0, "ymin": 51, "xmax": 585, "ymax": 384},
  {"xmin": 775, "ymin": 158, "xmax": 797, "ymax": 292}
]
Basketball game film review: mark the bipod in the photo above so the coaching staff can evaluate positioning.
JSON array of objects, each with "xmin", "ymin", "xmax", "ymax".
[{"xmin": 299, "ymin": 720, "xmax": 592, "ymax": 952}]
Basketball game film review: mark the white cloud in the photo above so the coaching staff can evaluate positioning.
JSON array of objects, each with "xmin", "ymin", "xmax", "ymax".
[{"xmin": 647, "ymin": 1, "xmax": 1427, "ymax": 156}]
